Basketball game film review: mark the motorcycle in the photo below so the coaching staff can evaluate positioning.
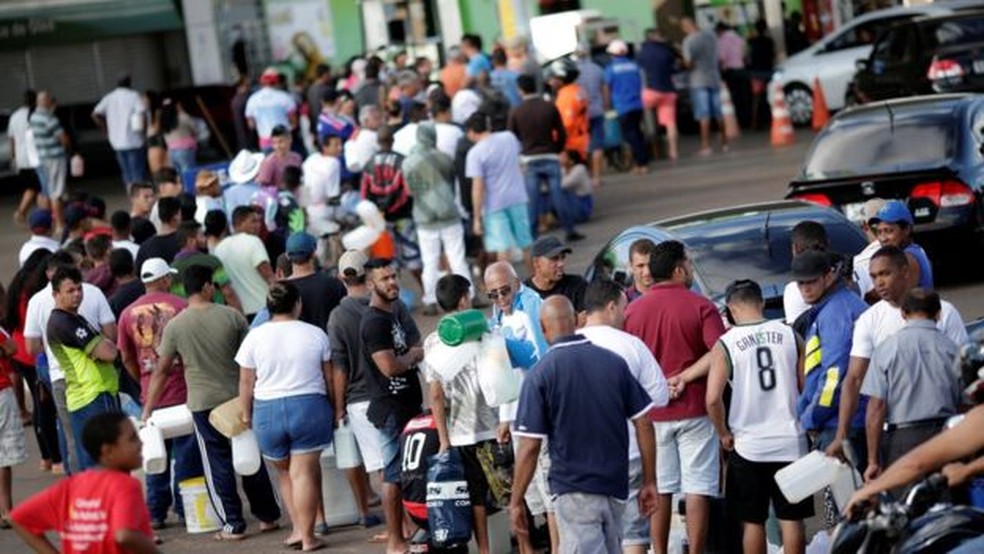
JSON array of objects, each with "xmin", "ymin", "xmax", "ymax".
[{"xmin": 831, "ymin": 473, "xmax": 984, "ymax": 553}]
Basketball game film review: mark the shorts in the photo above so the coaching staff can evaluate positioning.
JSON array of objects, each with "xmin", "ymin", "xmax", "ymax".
[
  {"xmin": 347, "ymin": 400, "xmax": 386, "ymax": 472},
  {"xmin": 727, "ymin": 451, "xmax": 814, "ymax": 523},
  {"xmin": 642, "ymin": 89, "xmax": 678, "ymax": 128},
  {"xmin": 18, "ymin": 168, "xmax": 42, "ymax": 192},
  {"xmin": 0, "ymin": 388, "xmax": 27, "ymax": 467},
  {"xmin": 388, "ymin": 218, "xmax": 422, "ymax": 271},
  {"xmin": 554, "ymin": 493, "xmax": 625, "ymax": 554},
  {"xmin": 689, "ymin": 87, "xmax": 723, "ymax": 121},
  {"xmin": 378, "ymin": 413, "xmax": 404, "ymax": 484},
  {"xmin": 39, "ymin": 157, "xmax": 67, "ymax": 199},
  {"xmin": 655, "ymin": 416, "xmax": 720, "ymax": 496},
  {"xmin": 252, "ymin": 393, "xmax": 333, "ymax": 462},
  {"xmin": 483, "ymin": 203, "xmax": 533, "ymax": 254},
  {"xmin": 588, "ymin": 116, "xmax": 606, "ymax": 152},
  {"xmin": 620, "ymin": 458, "xmax": 650, "ymax": 546},
  {"xmin": 458, "ymin": 441, "xmax": 495, "ymax": 507},
  {"xmin": 512, "ymin": 435, "xmax": 553, "ymax": 515}
]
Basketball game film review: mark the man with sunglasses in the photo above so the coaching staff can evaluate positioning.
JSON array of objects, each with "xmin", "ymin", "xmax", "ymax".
[
  {"xmin": 484, "ymin": 261, "xmax": 555, "ymax": 551},
  {"xmin": 524, "ymin": 236, "xmax": 587, "ymax": 313}
]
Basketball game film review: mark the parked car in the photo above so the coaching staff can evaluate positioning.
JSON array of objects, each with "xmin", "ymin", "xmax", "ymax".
[
  {"xmin": 786, "ymin": 94, "xmax": 984, "ymax": 255},
  {"xmin": 585, "ymin": 200, "xmax": 869, "ymax": 320},
  {"xmin": 852, "ymin": 10, "xmax": 984, "ymax": 104},
  {"xmin": 769, "ymin": 1, "xmax": 980, "ymax": 126}
]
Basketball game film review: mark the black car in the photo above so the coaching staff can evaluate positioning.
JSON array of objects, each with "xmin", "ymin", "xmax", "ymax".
[
  {"xmin": 585, "ymin": 200, "xmax": 869, "ymax": 320},
  {"xmin": 787, "ymin": 95, "xmax": 984, "ymax": 250},
  {"xmin": 852, "ymin": 11, "xmax": 984, "ymax": 103}
]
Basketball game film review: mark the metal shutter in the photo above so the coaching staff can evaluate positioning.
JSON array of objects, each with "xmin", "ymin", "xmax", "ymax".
[{"xmin": 0, "ymin": 50, "xmax": 29, "ymax": 107}]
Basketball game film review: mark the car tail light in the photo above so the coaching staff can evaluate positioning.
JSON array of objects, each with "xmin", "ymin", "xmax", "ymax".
[
  {"xmin": 792, "ymin": 193, "xmax": 832, "ymax": 207},
  {"xmin": 928, "ymin": 58, "xmax": 965, "ymax": 81},
  {"xmin": 911, "ymin": 179, "xmax": 975, "ymax": 207}
]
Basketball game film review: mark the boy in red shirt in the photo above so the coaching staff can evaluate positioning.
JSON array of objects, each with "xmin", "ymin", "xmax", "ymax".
[{"xmin": 11, "ymin": 411, "xmax": 158, "ymax": 553}]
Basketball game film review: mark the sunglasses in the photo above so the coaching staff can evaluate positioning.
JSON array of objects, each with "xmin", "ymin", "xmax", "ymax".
[{"xmin": 486, "ymin": 286, "xmax": 512, "ymax": 300}]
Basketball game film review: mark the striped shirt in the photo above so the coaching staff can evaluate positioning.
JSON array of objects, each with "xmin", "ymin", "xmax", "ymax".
[{"xmin": 28, "ymin": 108, "xmax": 65, "ymax": 160}]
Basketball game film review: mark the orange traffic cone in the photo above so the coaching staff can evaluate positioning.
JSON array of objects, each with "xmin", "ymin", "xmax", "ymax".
[
  {"xmin": 720, "ymin": 82, "xmax": 741, "ymax": 140},
  {"xmin": 770, "ymin": 82, "xmax": 795, "ymax": 147},
  {"xmin": 811, "ymin": 78, "xmax": 831, "ymax": 132}
]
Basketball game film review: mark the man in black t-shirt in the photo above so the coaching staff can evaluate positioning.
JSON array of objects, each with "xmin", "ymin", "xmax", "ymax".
[
  {"xmin": 360, "ymin": 258, "xmax": 424, "ymax": 554},
  {"xmin": 524, "ymin": 236, "xmax": 587, "ymax": 312},
  {"xmin": 283, "ymin": 232, "xmax": 347, "ymax": 329},
  {"xmin": 134, "ymin": 196, "xmax": 182, "ymax": 270}
]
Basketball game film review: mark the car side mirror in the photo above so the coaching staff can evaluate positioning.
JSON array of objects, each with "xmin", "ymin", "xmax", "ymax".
[{"xmin": 856, "ymin": 59, "xmax": 869, "ymax": 72}]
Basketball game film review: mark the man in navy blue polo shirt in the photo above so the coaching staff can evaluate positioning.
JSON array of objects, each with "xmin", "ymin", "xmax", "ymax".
[{"xmin": 511, "ymin": 296, "xmax": 658, "ymax": 553}]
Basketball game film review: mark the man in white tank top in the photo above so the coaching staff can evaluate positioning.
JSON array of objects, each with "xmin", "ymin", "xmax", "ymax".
[{"xmin": 707, "ymin": 279, "xmax": 812, "ymax": 554}]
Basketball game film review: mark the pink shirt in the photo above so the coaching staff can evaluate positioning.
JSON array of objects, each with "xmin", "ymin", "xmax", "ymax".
[
  {"xmin": 718, "ymin": 30, "xmax": 746, "ymax": 70},
  {"xmin": 257, "ymin": 151, "xmax": 302, "ymax": 189},
  {"xmin": 117, "ymin": 292, "xmax": 188, "ymax": 407}
]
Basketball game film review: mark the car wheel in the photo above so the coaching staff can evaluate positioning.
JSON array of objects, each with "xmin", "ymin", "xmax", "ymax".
[{"xmin": 784, "ymin": 84, "xmax": 814, "ymax": 127}]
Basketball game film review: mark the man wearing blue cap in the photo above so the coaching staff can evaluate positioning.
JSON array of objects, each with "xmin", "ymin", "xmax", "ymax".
[
  {"xmin": 19, "ymin": 210, "xmax": 60, "ymax": 266},
  {"xmin": 283, "ymin": 232, "xmax": 347, "ymax": 330},
  {"xmin": 868, "ymin": 200, "xmax": 933, "ymax": 289}
]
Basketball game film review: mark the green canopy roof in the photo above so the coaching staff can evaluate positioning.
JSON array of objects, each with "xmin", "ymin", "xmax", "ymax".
[{"xmin": 0, "ymin": 0, "xmax": 182, "ymax": 50}]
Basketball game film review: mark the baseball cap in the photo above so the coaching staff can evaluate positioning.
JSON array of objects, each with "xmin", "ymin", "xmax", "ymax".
[
  {"xmin": 869, "ymin": 199, "xmax": 913, "ymax": 226},
  {"xmin": 790, "ymin": 250, "xmax": 835, "ymax": 281},
  {"xmin": 339, "ymin": 250, "xmax": 369, "ymax": 277},
  {"xmin": 285, "ymin": 232, "xmax": 317, "ymax": 260},
  {"xmin": 140, "ymin": 258, "xmax": 177, "ymax": 284},
  {"xmin": 64, "ymin": 204, "xmax": 88, "ymax": 229},
  {"xmin": 531, "ymin": 236, "xmax": 572, "ymax": 259},
  {"xmin": 28, "ymin": 209, "xmax": 52, "ymax": 230}
]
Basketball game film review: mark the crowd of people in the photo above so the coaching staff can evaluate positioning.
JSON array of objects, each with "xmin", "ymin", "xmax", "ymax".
[{"xmin": 0, "ymin": 17, "xmax": 981, "ymax": 554}]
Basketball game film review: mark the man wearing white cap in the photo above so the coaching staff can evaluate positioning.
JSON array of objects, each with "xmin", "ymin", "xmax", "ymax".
[
  {"xmin": 245, "ymin": 68, "xmax": 297, "ymax": 152},
  {"xmin": 223, "ymin": 149, "xmax": 265, "ymax": 218},
  {"xmin": 117, "ymin": 258, "xmax": 202, "ymax": 528}
]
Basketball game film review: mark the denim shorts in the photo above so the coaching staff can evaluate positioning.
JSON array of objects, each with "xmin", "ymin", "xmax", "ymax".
[
  {"xmin": 554, "ymin": 492, "xmax": 625, "ymax": 554},
  {"xmin": 655, "ymin": 416, "xmax": 720, "ymax": 496},
  {"xmin": 690, "ymin": 87, "xmax": 723, "ymax": 121},
  {"xmin": 620, "ymin": 458, "xmax": 650, "ymax": 546},
  {"xmin": 253, "ymin": 394, "xmax": 333, "ymax": 461},
  {"xmin": 378, "ymin": 413, "xmax": 404, "ymax": 484},
  {"xmin": 588, "ymin": 116, "xmax": 605, "ymax": 152},
  {"xmin": 483, "ymin": 203, "xmax": 533, "ymax": 254}
]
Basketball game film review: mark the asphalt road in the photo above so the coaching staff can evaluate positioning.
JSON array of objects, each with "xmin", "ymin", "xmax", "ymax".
[{"xmin": 1, "ymin": 129, "xmax": 982, "ymax": 552}]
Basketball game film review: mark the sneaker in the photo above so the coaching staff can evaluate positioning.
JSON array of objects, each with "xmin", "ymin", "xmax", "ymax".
[
  {"xmin": 314, "ymin": 522, "xmax": 330, "ymax": 536},
  {"xmin": 566, "ymin": 232, "xmax": 586, "ymax": 242},
  {"xmin": 359, "ymin": 514, "xmax": 383, "ymax": 528}
]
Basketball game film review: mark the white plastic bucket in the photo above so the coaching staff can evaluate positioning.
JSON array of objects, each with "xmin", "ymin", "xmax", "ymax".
[
  {"xmin": 775, "ymin": 451, "xmax": 842, "ymax": 503},
  {"xmin": 148, "ymin": 404, "xmax": 194, "ymax": 439},
  {"xmin": 342, "ymin": 225, "xmax": 382, "ymax": 251},
  {"xmin": 179, "ymin": 477, "xmax": 222, "ymax": 533},
  {"xmin": 830, "ymin": 462, "xmax": 862, "ymax": 512},
  {"xmin": 477, "ymin": 331, "xmax": 520, "ymax": 407},
  {"xmin": 333, "ymin": 422, "xmax": 362, "ymax": 470},
  {"xmin": 139, "ymin": 425, "xmax": 167, "ymax": 475},
  {"xmin": 320, "ymin": 449, "xmax": 360, "ymax": 528},
  {"xmin": 232, "ymin": 429, "xmax": 262, "ymax": 476}
]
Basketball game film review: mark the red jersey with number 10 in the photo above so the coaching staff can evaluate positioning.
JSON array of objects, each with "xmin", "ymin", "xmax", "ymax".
[{"xmin": 400, "ymin": 412, "xmax": 441, "ymax": 523}]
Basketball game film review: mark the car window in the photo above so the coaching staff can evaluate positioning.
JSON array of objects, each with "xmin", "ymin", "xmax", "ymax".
[
  {"xmin": 804, "ymin": 112, "xmax": 956, "ymax": 179},
  {"xmin": 871, "ymin": 25, "xmax": 914, "ymax": 65},
  {"xmin": 826, "ymin": 16, "xmax": 911, "ymax": 52},
  {"xmin": 935, "ymin": 16, "xmax": 984, "ymax": 46}
]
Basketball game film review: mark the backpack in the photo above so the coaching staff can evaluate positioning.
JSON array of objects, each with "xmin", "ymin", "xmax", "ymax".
[{"xmin": 361, "ymin": 151, "xmax": 412, "ymax": 220}]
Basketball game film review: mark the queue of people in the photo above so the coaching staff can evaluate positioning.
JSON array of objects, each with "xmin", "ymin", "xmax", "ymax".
[{"xmin": 0, "ymin": 20, "xmax": 980, "ymax": 554}]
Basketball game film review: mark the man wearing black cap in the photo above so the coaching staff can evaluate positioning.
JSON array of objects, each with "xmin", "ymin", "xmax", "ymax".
[
  {"xmin": 524, "ymin": 236, "xmax": 587, "ymax": 312},
  {"xmin": 791, "ymin": 249, "xmax": 867, "ymax": 529}
]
